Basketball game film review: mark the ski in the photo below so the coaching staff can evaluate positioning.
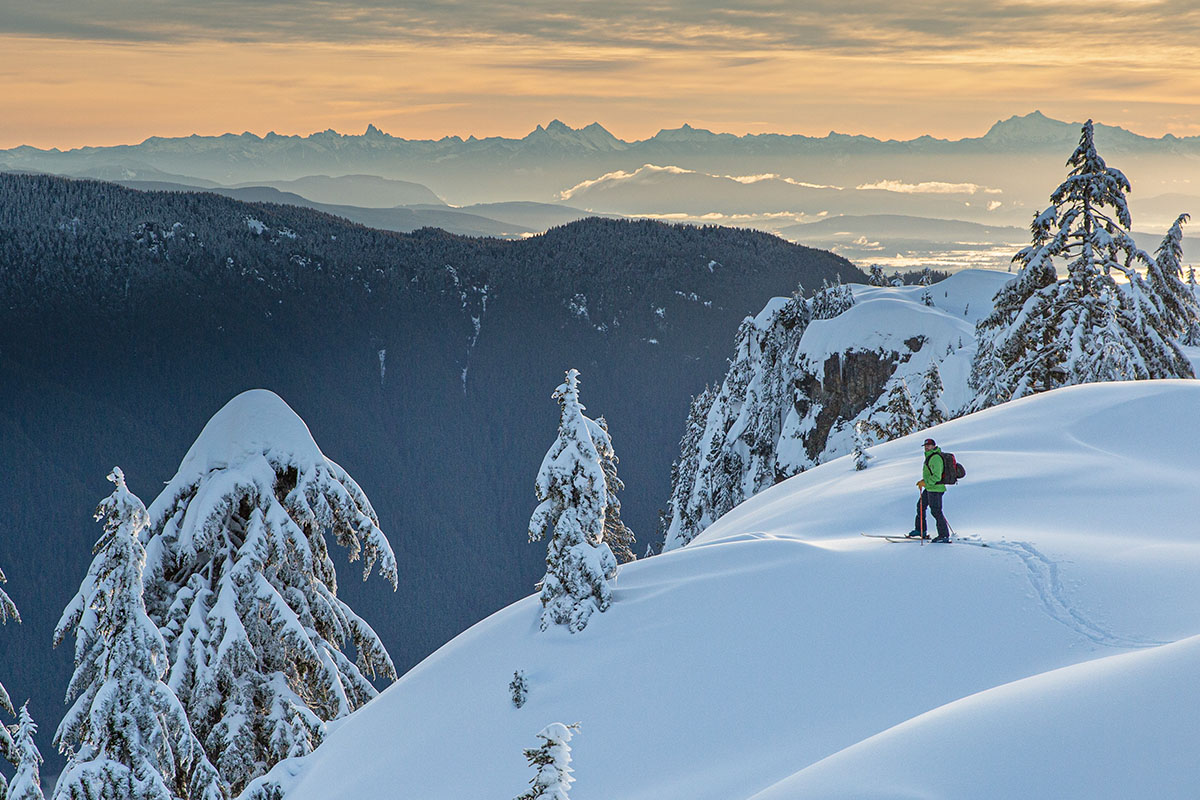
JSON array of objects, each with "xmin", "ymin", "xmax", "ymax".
[{"xmin": 860, "ymin": 532, "xmax": 987, "ymax": 546}]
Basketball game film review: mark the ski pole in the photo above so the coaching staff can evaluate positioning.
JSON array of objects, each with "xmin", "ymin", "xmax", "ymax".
[{"xmin": 918, "ymin": 489, "xmax": 925, "ymax": 547}]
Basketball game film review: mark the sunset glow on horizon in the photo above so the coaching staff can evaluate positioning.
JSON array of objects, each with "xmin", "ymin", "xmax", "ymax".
[{"xmin": 3, "ymin": 1, "xmax": 1199, "ymax": 150}]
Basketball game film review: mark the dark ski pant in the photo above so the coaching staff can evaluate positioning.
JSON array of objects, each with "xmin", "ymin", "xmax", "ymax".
[{"xmin": 915, "ymin": 490, "xmax": 950, "ymax": 539}]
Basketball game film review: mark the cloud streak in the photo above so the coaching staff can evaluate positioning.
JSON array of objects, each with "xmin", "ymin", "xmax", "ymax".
[
  {"xmin": 856, "ymin": 180, "xmax": 1003, "ymax": 195},
  {"xmin": 5, "ymin": 0, "xmax": 1200, "ymax": 55}
]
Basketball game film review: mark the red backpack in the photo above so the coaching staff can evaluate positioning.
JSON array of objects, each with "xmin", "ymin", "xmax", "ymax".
[{"xmin": 927, "ymin": 450, "xmax": 966, "ymax": 486}]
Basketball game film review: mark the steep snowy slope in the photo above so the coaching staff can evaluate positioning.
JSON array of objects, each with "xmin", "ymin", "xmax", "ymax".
[{"xmin": 266, "ymin": 380, "xmax": 1200, "ymax": 800}]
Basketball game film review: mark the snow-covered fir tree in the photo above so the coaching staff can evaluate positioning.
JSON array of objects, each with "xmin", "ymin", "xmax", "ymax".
[
  {"xmin": 852, "ymin": 421, "xmax": 873, "ymax": 471},
  {"xmin": 868, "ymin": 265, "xmax": 888, "ymax": 287},
  {"xmin": 515, "ymin": 723, "xmax": 578, "ymax": 800},
  {"xmin": 810, "ymin": 280, "xmax": 855, "ymax": 320},
  {"xmin": 917, "ymin": 362, "xmax": 947, "ymax": 428},
  {"xmin": 0, "ymin": 563, "xmax": 20, "ymax": 800},
  {"xmin": 879, "ymin": 382, "xmax": 918, "ymax": 440},
  {"xmin": 141, "ymin": 390, "xmax": 398, "ymax": 796},
  {"xmin": 53, "ymin": 467, "xmax": 223, "ymax": 800},
  {"xmin": 660, "ymin": 288, "xmax": 813, "ymax": 550},
  {"xmin": 660, "ymin": 386, "xmax": 715, "ymax": 550},
  {"xmin": 1147, "ymin": 214, "xmax": 1200, "ymax": 347},
  {"xmin": 509, "ymin": 671, "xmax": 528, "ymax": 709},
  {"xmin": 920, "ymin": 268, "xmax": 934, "ymax": 306},
  {"xmin": 1190, "ymin": 267, "xmax": 1200, "ymax": 347},
  {"xmin": 593, "ymin": 417, "xmax": 635, "ymax": 564},
  {"xmin": 969, "ymin": 120, "xmax": 1193, "ymax": 410},
  {"xmin": 6, "ymin": 705, "xmax": 45, "ymax": 800},
  {"xmin": 528, "ymin": 370, "xmax": 619, "ymax": 633}
]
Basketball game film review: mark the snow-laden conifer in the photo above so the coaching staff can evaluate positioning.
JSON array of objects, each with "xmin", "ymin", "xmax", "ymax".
[
  {"xmin": 879, "ymin": 382, "xmax": 917, "ymax": 440},
  {"xmin": 917, "ymin": 362, "xmax": 947, "ymax": 429},
  {"xmin": 593, "ymin": 417, "xmax": 635, "ymax": 564},
  {"xmin": 970, "ymin": 121, "xmax": 1193, "ymax": 409},
  {"xmin": 868, "ymin": 265, "xmax": 888, "ymax": 287},
  {"xmin": 920, "ymin": 268, "xmax": 934, "ymax": 307},
  {"xmin": 661, "ymin": 289, "xmax": 813, "ymax": 551},
  {"xmin": 53, "ymin": 468, "xmax": 223, "ymax": 800},
  {"xmin": 141, "ymin": 390, "xmax": 398, "ymax": 795},
  {"xmin": 528, "ymin": 370, "xmax": 618, "ymax": 633},
  {"xmin": 515, "ymin": 723, "xmax": 578, "ymax": 800},
  {"xmin": 660, "ymin": 386, "xmax": 716, "ymax": 551},
  {"xmin": 510, "ymin": 671, "xmax": 529, "ymax": 709},
  {"xmin": 6, "ymin": 704, "xmax": 45, "ymax": 800},
  {"xmin": 1147, "ymin": 214, "xmax": 1200, "ymax": 346},
  {"xmin": 810, "ymin": 280, "xmax": 854, "ymax": 320},
  {"xmin": 852, "ymin": 421, "xmax": 873, "ymax": 471},
  {"xmin": 0, "ymin": 559, "xmax": 19, "ymax": 795},
  {"xmin": 1189, "ymin": 267, "xmax": 1200, "ymax": 347}
]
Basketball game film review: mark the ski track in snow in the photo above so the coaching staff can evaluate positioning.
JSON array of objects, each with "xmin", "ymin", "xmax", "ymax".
[{"xmin": 973, "ymin": 537, "xmax": 1167, "ymax": 649}]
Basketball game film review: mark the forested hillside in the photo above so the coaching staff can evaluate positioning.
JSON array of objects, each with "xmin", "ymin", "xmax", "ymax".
[{"xmin": 0, "ymin": 173, "xmax": 864, "ymax": 771}]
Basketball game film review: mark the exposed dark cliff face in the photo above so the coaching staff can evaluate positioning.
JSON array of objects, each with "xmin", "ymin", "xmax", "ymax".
[
  {"xmin": 797, "ymin": 349, "xmax": 902, "ymax": 463},
  {"xmin": 0, "ymin": 173, "xmax": 866, "ymax": 768}
]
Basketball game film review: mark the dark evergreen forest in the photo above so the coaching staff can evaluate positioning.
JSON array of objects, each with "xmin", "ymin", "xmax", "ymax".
[{"xmin": 0, "ymin": 173, "xmax": 865, "ymax": 770}]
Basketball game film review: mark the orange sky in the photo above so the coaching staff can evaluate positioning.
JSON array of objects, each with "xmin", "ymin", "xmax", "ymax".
[{"xmin": 3, "ymin": 1, "xmax": 1199, "ymax": 149}]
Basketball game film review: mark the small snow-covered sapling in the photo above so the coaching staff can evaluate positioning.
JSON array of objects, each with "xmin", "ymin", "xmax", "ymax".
[{"xmin": 510, "ymin": 670, "xmax": 529, "ymax": 709}]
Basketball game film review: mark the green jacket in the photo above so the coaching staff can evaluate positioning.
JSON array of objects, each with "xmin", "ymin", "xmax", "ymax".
[{"xmin": 922, "ymin": 448, "xmax": 947, "ymax": 493}]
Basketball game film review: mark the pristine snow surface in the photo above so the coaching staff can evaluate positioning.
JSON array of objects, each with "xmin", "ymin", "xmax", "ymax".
[{"xmin": 268, "ymin": 375, "xmax": 1200, "ymax": 799}]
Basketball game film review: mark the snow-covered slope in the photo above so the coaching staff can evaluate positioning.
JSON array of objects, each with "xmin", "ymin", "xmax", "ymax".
[{"xmin": 263, "ymin": 378, "xmax": 1200, "ymax": 799}]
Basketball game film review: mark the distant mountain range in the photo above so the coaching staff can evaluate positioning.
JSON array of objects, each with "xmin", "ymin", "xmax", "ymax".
[{"xmin": 4, "ymin": 112, "xmax": 1198, "ymax": 223}]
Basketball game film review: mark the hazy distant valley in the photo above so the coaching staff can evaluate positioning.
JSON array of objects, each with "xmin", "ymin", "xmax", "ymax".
[{"xmin": 5, "ymin": 111, "xmax": 1199, "ymax": 271}]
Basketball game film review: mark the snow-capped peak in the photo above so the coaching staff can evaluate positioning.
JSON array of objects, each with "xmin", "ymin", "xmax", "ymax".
[{"xmin": 521, "ymin": 120, "xmax": 625, "ymax": 151}]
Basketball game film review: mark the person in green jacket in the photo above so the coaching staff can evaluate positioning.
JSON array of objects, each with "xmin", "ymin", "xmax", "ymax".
[{"xmin": 908, "ymin": 437, "xmax": 951, "ymax": 542}]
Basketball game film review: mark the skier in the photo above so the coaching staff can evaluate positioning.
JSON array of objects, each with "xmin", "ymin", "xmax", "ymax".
[{"xmin": 908, "ymin": 437, "xmax": 951, "ymax": 542}]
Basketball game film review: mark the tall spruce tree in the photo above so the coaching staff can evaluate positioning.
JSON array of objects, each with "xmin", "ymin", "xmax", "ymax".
[
  {"xmin": 970, "ymin": 120, "xmax": 1193, "ymax": 409},
  {"xmin": 917, "ymin": 362, "xmax": 947, "ymax": 428},
  {"xmin": 0, "ymin": 562, "xmax": 20, "ymax": 800},
  {"xmin": 660, "ymin": 386, "xmax": 716, "ymax": 551},
  {"xmin": 53, "ymin": 468, "xmax": 223, "ymax": 800},
  {"xmin": 852, "ymin": 421, "xmax": 873, "ymax": 471},
  {"xmin": 7, "ymin": 705, "xmax": 45, "ymax": 800},
  {"xmin": 593, "ymin": 417, "xmax": 636, "ymax": 564},
  {"xmin": 880, "ymin": 383, "xmax": 917, "ymax": 439},
  {"xmin": 515, "ymin": 723, "xmax": 578, "ymax": 800},
  {"xmin": 1147, "ymin": 214, "xmax": 1200, "ymax": 346},
  {"xmin": 528, "ymin": 370, "xmax": 619, "ymax": 633},
  {"xmin": 141, "ymin": 390, "xmax": 398, "ymax": 796},
  {"xmin": 1189, "ymin": 267, "xmax": 1200, "ymax": 346}
]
